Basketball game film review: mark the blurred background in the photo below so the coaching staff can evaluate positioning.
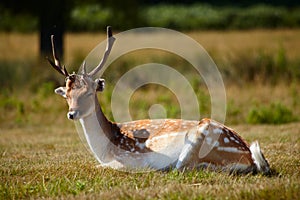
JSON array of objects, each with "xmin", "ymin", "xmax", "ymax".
[{"xmin": 1, "ymin": 0, "xmax": 300, "ymax": 128}]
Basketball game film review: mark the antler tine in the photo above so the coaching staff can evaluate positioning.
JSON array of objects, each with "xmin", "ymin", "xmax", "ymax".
[
  {"xmin": 46, "ymin": 57, "xmax": 64, "ymax": 76},
  {"xmin": 47, "ymin": 35, "xmax": 69, "ymax": 77},
  {"xmin": 88, "ymin": 26, "xmax": 116, "ymax": 77},
  {"xmin": 81, "ymin": 60, "xmax": 87, "ymax": 75},
  {"xmin": 51, "ymin": 35, "xmax": 61, "ymax": 67}
]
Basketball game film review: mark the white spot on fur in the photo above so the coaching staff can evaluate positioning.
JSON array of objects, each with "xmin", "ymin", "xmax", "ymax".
[
  {"xmin": 212, "ymin": 141, "xmax": 219, "ymax": 147},
  {"xmin": 136, "ymin": 142, "xmax": 146, "ymax": 149},
  {"xmin": 230, "ymin": 136, "xmax": 240, "ymax": 144},
  {"xmin": 224, "ymin": 137, "xmax": 230, "ymax": 143},
  {"xmin": 206, "ymin": 137, "xmax": 212, "ymax": 145},
  {"xmin": 130, "ymin": 147, "xmax": 135, "ymax": 152},
  {"xmin": 198, "ymin": 123, "xmax": 209, "ymax": 136},
  {"xmin": 217, "ymin": 147, "xmax": 244, "ymax": 153},
  {"xmin": 213, "ymin": 128, "xmax": 224, "ymax": 134},
  {"xmin": 203, "ymin": 130, "xmax": 209, "ymax": 136}
]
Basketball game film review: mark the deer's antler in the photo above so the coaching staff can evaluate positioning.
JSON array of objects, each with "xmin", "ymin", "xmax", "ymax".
[
  {"xmin": 47, "ymin": 35, "xmax": 69, "ymax": 77},
  {"xmin": 88, "ymin": 26, "xmax": 116, "ymax": 77}
]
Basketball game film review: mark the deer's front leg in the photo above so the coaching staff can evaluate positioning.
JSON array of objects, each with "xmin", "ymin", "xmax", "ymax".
[{"xmin": 175, "ymin": 127, "xmax": 203, "ymax": 170}]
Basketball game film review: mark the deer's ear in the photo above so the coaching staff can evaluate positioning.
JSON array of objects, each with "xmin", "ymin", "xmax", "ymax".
[
  {"xmin": 95, "ymin": 78, "xmax": 105, "ymax": 92},
  {"xmin": 55, "ymin": 87, "xmax": 67, "ymax": 98}
]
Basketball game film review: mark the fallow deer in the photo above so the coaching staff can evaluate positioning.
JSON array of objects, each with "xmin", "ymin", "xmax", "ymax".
[{"xmin": 48, "ymin": 26, "xmax": 270, "ymax": 174}]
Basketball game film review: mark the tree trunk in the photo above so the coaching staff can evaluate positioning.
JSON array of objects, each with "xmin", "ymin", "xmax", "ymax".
[{"xmin": 39, "ymin": 0, "xmax": 66, "ymax": 60}]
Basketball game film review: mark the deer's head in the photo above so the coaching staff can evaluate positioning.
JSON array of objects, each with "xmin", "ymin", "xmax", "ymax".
[{"xmin": 48, "ymin": 27, "xmax": 115, "ymax": 120}]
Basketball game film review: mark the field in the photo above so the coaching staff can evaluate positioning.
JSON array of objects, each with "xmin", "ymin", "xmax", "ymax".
[
  {"xmin": 1, "ymin": 29, "xmax": 300, "ymax": 199},
  {"xmin": 1, "ymin": 123, "xmax": 300, "ymax": 199}
]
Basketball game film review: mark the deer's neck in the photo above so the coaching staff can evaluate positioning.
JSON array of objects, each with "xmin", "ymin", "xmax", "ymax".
[{"xmin": 79, "ymin": 95, "xmax": 117, "ymax": 164}]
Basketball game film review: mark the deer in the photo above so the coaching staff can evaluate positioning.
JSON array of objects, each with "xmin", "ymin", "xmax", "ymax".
[{"xmin": 47, "ymin": 26, "xmax": 270, "ymax": 174}]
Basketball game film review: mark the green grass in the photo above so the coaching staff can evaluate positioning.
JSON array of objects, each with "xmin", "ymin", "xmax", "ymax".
[
  {"xmin": 247, "ymin": 102, "xmax": 298, "ymax": 124},
  {"xmin": 1, "ymin": 123, "xmax": 299, "ymax": 199},
  {"xmin": 0, "ymin": 30, "xmax": 300, "ymax": 199}
]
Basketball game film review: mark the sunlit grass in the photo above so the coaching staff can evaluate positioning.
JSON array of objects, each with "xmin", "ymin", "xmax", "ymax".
[
  {"xmin": 0, "ymin": 123, "xmax": 299, "ymax": 199},
  {"xmin": 0, "ymin": 30, "xmax": 300, "ymax": 199},
  {"xmin": 1, "ymin": 29, "xmax": 300, "ymax": 62}
]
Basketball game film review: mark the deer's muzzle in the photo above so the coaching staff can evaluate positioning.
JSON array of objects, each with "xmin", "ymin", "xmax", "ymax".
[{"xmin": 67, "ymin": 110, "xmax": 79, "ymax": 120}]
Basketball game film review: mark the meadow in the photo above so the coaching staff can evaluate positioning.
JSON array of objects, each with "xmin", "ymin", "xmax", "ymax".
[{"xmin": 0, "ymin": 29, "xmax": 300, "ymax": 199}]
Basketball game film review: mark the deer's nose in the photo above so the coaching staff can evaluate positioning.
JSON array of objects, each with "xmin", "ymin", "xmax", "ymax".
[{"xmin": 67, "ymin": 110, "xmax": 78, "ymax": 120}]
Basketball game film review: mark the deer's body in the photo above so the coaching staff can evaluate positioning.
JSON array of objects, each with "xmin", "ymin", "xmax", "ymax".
[
  {"xmin": 79, "ymin": 91, "xmax": 256, "ymax": 172},
  {"xmin": 49, "ymin": 27, "xmax": 270, "ymax": 174}
]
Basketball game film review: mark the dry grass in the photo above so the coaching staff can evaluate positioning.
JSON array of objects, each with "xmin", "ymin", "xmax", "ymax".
[
  {"xmin": 224, "ymin": 83, "xmax": 300, "ymax": 124},
  {"xmin": 1, "ymin": 29, "xmax": 300, "ymax": 62},
  {"xmin": 189, "ymin": 29, "xmax": 300, "ymax": 61},
  {"xmin": 0, "ymin": 30, "xmax": 300, "ymax": 199},
  {"xmin": 0, "ymin": 33, "xmax": 38, "ymax": 61},
  {"xmin": 0, "ymin": 122, "xmax": 299, "ymax": 199}
]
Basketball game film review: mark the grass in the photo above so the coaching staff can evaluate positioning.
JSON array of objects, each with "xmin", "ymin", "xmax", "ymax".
[
  {"xmin": 247, "ymin": 102, "xmax": 297, "ymax": 124},
  {"xmin": 0, "ymin": 29, "xmax": 300, "ymax": 199},
  {"xmin": 1, "ymin": 29, "xmax": 300, "ymax": 62},
  {"xmin": 1, "ymin": 30, "xmax": 300, "ymax": 125},
  {"xmin": 0, "ymin": 123, "xmax": 299, "ymax": 199}
]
